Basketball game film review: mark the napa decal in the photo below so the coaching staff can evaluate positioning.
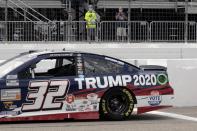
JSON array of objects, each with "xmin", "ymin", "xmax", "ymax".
[
  {"xmin": 1, "ymin": 89, "xmax": 21, "ymax": 101},
  {"xmin": 148, "ymin": 91, "xmax": 162, "ymax": 106},
  {"xmin": 75, "ymin": 74, "xmax": 159, "ymax": 90}
]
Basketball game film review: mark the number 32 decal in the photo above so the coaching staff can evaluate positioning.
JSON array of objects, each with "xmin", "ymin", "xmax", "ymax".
[{"xmin": 22, "ymin": 80, "xmax": 70, "ymax": 112}]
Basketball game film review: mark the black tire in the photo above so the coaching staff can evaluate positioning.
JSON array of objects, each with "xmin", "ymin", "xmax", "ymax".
[{"xmin": 100, "ymin": 87, "xmax": 134, "ymax": 121}]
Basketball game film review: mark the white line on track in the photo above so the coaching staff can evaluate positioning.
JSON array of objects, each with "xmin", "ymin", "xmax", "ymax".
[
  {"xmin": 0, "ymin": 60, "xmax": 5, "ymax": 63},
  {"xmin": 148, "ymin": 111, "xmax": 197, "ymax": 122}
]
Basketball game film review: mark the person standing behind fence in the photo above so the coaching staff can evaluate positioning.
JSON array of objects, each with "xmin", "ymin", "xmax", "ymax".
[
  {"xmin": 85, "ymin": 5, "xmax": 97, "ymax": 42},
  {"xmin": 116, "ymin": 7, "xmax": 128, "ymax": 41}
]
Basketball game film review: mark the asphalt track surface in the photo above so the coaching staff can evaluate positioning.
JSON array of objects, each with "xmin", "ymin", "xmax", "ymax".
[{"xmin": 0, "ymin": 107, "xmax": 197, "ymax": 131}]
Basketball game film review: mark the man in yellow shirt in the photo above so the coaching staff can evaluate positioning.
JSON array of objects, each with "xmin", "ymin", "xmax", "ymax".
[{"xmin": 85, "ymin": 5, "xmax": 97, "ymax": 42}]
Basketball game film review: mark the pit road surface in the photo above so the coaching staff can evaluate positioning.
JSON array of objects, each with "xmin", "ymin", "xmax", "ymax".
[{"xmin": 0, "ymin": 107, "xmax": 197, "ymax": 131}]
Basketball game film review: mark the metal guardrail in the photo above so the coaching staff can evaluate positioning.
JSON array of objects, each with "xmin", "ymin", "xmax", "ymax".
[
  {"xmin": 0, "ymin": 21, "xmax": 98, "ymax": 42},
  {"xmin": 0, "ymin": 21, "xmax": 197, "ymax": 43},
  {"xmin": 150, "ymin": 21, "xmax": 197, "ymax": 42},
  {"xmin": 100, "ymin": 21, "xmax": 149, "ymax": 42}
]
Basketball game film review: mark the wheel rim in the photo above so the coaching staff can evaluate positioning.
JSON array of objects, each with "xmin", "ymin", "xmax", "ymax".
[{"xmin": 107, "ymin": 94, "xmax": 128, "ymax": 114}]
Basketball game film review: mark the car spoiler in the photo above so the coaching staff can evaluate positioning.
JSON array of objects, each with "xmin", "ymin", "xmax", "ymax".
[{"xmin": 139, "ymin": 65, "xmax": 167, "ymax": 71}]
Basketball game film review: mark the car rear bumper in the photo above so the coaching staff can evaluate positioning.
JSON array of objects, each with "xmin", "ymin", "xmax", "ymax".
[{"xmin": 136, "ymin": 94, "xmax": 174, "ymax": 114}]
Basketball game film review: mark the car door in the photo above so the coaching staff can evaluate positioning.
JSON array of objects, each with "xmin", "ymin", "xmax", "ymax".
[{"xmin": 12, "ymin": 54, "xmax": 78, "ymax": 115}]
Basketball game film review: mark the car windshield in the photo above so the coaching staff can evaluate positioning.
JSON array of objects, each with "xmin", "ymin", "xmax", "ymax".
[{"xmin": 0, "ymin": 53, "xmax": 37, "ymax": 78}]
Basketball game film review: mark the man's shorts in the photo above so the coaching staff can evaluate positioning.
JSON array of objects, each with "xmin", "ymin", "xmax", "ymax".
[{"xmin": 117, "ymin": 27, "xmax": 127, "ymax": 37}]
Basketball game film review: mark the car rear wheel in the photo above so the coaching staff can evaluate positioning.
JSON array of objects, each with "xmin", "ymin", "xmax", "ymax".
[{"xmin": 100, "ymin": 87, "xmax": 134, "ymax": 121}]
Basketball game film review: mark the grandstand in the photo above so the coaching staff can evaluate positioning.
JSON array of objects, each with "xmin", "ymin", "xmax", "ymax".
[
  {"xmin": 1, "ymin": 0, "xmax": 196, "ymax": 21},
  {"xmin": 0, "ymin": 0, "xmax": 196, "ymax": 43}
]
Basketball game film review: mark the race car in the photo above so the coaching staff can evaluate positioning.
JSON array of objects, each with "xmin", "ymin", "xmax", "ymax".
[{"xmin": 0, "ymin": 50, "xmax": 174, "ymax": 121}]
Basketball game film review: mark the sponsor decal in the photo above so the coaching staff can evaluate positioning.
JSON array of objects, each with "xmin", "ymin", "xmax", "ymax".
[
  {"xmin": 3, "ymin": 102, "xmax": 17, "ymax": 110},
  {"xmin": 76, "ymin": 56, "xmax": 84, "ymax": 75},
  {"xmin": 77, "ymin": 99, "xmax": 98, "ymax": 112},
  {"xmin": 0, "ymin": 111, "xmax": 20, "ymax": 116},
  {"xmin": 50, "ymin": 54, "xmax": 73, "ymax": 57},
  {"xmin": 148, "ymin": 91, "xmax": 162, "ymax": 106},
  {"xmin": 1, "ymin": 89, "xmax": 21, "ymax": 101},
  {"xmin": 6, "ymin": 80, "xmax": 19, "ymax": 87},
  {"xmin": 87, "ymin": 93, "xmax": 98, "ymax": 111},
  {"xmin": 64, "ymin": 94, "xmax": 99, "ymax": 112},
  {"xmin": 157, "ymin": 74, "xmax": 168, "ymax": 85},
  {"xmin": 87, "ymin": 93, "xmax": 98, "ymax": 104},
  {"xmin": 78, "ymin": 100, "xmax": 91, "ymax": 111},
  {"xmin": 75, "ymin": 74, "xmax": 157, "ymax": 90},
  {"xmin": 65, "ymin": 104, "xmax": 77, "ymax": 111},
  {"xmin": 65, "ymin": 94, "xmax": 75, "ymax": 104},
  {"xmin": 6, "ymin": 75, "xmax": 18, "ymax": 80}
]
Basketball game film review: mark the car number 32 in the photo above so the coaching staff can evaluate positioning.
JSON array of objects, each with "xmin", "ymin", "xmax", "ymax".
[
  {"xmin": 133, "ymin": 74, "xmax": 157, "ymax": 86},
  {"xmin": 22, "ymin": 80, "xmax": 70, "ymax": 112}
]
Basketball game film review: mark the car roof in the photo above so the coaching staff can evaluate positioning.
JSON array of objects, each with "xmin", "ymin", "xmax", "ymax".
[
  {"xmin": 17, "ymin": 50, "xmax": 139, "ymax": 70},
  {"xmin": 34, "ymin": 50, "xmax": 139, "ymax": 69},
  {"xmin": 27, "ymin": 50, "xmax": 85, "ymax": 56}
]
